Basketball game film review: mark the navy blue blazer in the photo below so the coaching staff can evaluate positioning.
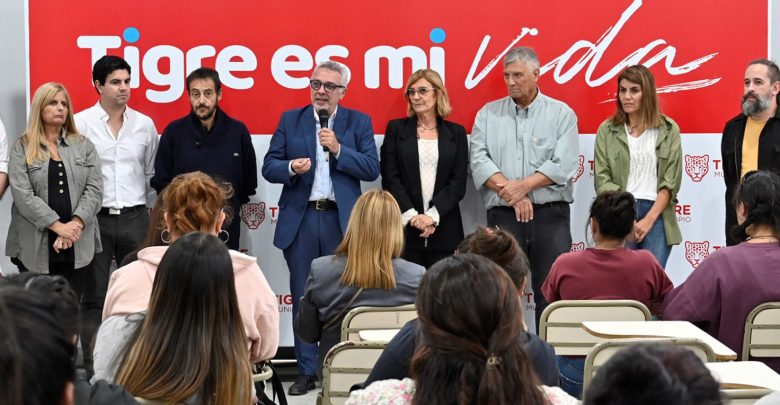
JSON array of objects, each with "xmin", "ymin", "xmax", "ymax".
[{"xmin": 262, "ymin": 105, "xmax": 380, "ymax": 250}]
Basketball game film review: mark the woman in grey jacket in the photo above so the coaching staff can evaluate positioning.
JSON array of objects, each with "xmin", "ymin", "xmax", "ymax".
[
  {"xmin": 294, "ymin": 189, "xmax": 425, "ymax": 383},
  {"xmin": 6, "ymin": 82, "xmax": 102, "ymax": 299}
]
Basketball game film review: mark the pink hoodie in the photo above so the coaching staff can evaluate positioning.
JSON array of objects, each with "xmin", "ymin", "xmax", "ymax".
[{"xmin": 103, "ymin": 246, "xmax": 279, "ymax": 362}]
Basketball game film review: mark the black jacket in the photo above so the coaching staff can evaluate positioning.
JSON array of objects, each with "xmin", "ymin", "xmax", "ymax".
[
  {"xmin": 380, "ymin": 117, "xmax": 468, "ymax": 255},
  {"xmin": 721, "ymin": 108, "xmax": 780, "ymax": 246},
  {"xmin": 75, "ymin": 377, "xmax": 139, "ymax": 405}
]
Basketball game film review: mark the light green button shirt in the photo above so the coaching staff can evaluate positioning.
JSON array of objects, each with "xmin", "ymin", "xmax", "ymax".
[{"xmin": 469, "ymin": 91, "xmax": 580, "ymax": 209}]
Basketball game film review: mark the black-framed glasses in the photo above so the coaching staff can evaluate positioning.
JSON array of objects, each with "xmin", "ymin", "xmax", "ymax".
[
  {"xmin": 406, "ymin": 87, "xmax": 436, "ymax": 97},
  {"xmin": 310, "ymin": 80, "xmax": 345, "ymax": 92}
]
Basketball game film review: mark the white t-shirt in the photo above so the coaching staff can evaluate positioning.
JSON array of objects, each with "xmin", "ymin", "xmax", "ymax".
[{"xmin": 626, "ymin": 126, "xmax": 659, "ymax": 201}]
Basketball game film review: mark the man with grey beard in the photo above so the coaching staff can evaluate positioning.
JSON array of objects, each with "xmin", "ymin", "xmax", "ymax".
[{"xmin": 721, "ymin": 59, "xmax": 780, "ymax": 246}]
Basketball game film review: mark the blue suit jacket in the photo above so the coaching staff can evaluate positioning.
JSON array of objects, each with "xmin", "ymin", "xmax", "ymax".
[{"xmin": 262, "ymin": 105, "xmax": 380, "ymax": 250}]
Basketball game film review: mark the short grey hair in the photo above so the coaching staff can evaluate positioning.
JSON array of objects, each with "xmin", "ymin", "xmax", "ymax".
[
  {"xmin": 503, "ymin": 47, "xmax": 540, "ymax": 70},
  {"xmin": 314, "ymin": 60, "xmax": 351, "ymax": 88}
]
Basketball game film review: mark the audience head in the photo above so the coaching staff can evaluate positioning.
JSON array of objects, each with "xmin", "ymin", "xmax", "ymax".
[
  {"xmin": 589, "ymin": 191, "xmax": 637, "ymax": 242},
  {"xmin": 336, "ymin": 189, "xmax": 404, "ymax": 290},
  {"xmin": 161, "ymin": 171, "xmax": 233, "ymax": 243},
  {"xmin": 404, "ymin": 69, "xmax": 451, "ymax": 118},
  {"xmin": 24, "ymin": 82, "xmax": 80, "ymax": 164},
  {"xmin": 457, "ymin": 226, "xmax": 529, "ymax": 291},
  {"xmin": 583, "ymin": 343, "xmax": 722, "ymax": 405},
  {"xmin": 411, "ymin": 254, "xmax": 546, "ymax": 405},
  {"xmin": 116, "ymin": 232, "xmax": 251, "ymax": 405},
  {"xmin": 611, "ymin": 64, "xmax": 662, "ymax": 127},
  {"xmin": 0, "ymin": 287, "xmax": 76, "ymax": 405},
  {"xmin": 0, "ymin": 273, "xmax": 79, "ymax": 342},
  {"xmin": 731, "ymin": 170, "xmax": 780, "ymax": 241}
]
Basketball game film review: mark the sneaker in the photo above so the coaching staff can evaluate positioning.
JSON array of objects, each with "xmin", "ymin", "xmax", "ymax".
[{"xmin": 288, "ymin": 375, "xmax": 316, "ymax": 396}]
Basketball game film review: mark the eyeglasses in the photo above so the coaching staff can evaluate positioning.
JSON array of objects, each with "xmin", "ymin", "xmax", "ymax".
[
  {"xmin": 406, "ymin": 87, "xmax": 436, "ymax": 97},
  {"xmin": 310, "ymin": 80, "xmax": 345, "ymax": 93}
]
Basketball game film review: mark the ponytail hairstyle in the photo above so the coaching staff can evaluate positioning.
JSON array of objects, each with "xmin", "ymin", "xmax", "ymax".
[
  {"xmin": 411, "ymin": 254, "xmax": 546, "ymax": 405},
  {"xmin": 731, "ymin": 170, "xmax": 780, "ymax": 241},
  {"xmin": 589, "ymin": 191, "xmax": 637, "ymax": 240},
  {"xmin": 457, "ymin": 226, "xmax": 529, "ymax": 290}
]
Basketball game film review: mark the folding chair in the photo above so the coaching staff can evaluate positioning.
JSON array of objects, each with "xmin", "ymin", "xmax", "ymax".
[
  {"xmin": 742, "ymin": 302, "xmax": 780, "ymax": 361},
  {"xmin": 340, "ymin": 304, "xmax": 417, "ymax": 342},
  {"xmin": 720, "ymin": 388, "xmax": 773, "ymax": 405},
  {"xmin": 538, "ymin": 300, "xmax": 652, "ymax": 356},
  {"xmin": 582, "ymin": 337, "xmax": 717, "ymax": 392},
  {"xmin": 318, "ymin": 341, "xmax": 386, "ymax": 405}
]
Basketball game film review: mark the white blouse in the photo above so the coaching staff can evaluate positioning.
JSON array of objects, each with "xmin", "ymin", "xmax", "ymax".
[
  {"xmin": 401, "ymin": 139, "xmax": 440, "ymax": 225},
  {"xmin": 625, "ymin": 126, "xmax": 659, "ymax": 201}
]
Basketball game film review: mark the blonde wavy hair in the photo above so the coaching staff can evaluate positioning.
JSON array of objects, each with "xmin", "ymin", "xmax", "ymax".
[
  {"xmin": 336, "ymin": 189, "xmax": 404, "ymax": 289},
  {"xmin": 22, "ymin": 82, "xmax": 81, "ymax": 165}
]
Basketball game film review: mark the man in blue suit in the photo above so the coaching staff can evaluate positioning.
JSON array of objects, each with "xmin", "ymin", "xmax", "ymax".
[{"xmin": 262, "ymin": 60, "xmax": 380, "ymax": 395}]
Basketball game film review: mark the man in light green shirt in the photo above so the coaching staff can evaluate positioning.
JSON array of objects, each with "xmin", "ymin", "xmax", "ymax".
[{"xmin": 470, "ymin": 46, "xmax": 579, "ymax": 329}]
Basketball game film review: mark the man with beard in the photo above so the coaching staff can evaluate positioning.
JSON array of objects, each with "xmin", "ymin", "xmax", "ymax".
[
  {"xmin": 722, "ymin": 59, "xmax": 780, "ymax": 246},
  {"xmin": 152, "ymin": 67, "xmax": 257, "ymax": 250}
]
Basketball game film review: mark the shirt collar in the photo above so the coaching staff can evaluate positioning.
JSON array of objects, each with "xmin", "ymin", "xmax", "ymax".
[
  {"xmin": 513, "ymin": 88, "xmax": 543, "ymax": 116},
  {"xmin": 95, "ymin": 101, "xmax": 128, "ymax": 122},
  {"xmin": 312, "ymin": 105, "xmax": 338, "ymax": 121}
]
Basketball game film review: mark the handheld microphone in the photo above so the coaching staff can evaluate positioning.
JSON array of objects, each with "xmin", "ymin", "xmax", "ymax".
[{"xmin": 318, "ymin": 109, "xmax": 330, "ymax": 153}]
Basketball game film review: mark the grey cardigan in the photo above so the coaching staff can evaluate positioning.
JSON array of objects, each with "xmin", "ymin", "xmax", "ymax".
[
  {"xmin": 295, "ymin": 255, "xmax": 424, "ymax": 377},
  {"xmin": 6, "ymin": 134, "xmax": 103, "ymax": 272}
]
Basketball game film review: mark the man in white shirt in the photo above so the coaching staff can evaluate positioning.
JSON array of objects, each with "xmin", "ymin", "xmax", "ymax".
[
  {"xmin": 0, "ymin": 117, "xmax": 8, "ymax": 199},
  {"xmin": 74, "ymin": 55, "xmax": 159, "ymax": 376}
]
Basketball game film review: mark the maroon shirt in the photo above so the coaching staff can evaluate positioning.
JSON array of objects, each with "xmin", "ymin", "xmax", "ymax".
[
  {"xmin": 543, "ymin": 247, "xmax": 673, "ymax": 312},
  {"xmin": 663, "ymin": 243, "xmax": 780, "ymax": 372}
]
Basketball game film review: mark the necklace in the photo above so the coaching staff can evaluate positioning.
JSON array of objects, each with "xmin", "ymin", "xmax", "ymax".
[{"xmin": 418, "ymin": 124, "xmax": 437, "ymax": 131}]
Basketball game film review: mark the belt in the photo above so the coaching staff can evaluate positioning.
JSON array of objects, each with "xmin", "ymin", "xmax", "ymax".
[
  {"xmin": 307, "ymin": 199, "xmax": 338, "ymax": 211},
  {"xmin": 99, "ymin": 204, "xmax": 146, "ymax": 216},
  {"xmin": 532, "ymin": 201, "xmax": 569, "ymax": 209}
]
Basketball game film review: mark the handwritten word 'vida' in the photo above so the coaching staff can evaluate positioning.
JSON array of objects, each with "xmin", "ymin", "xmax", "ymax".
[{"xmin": 465, "ymin": 0, "xmax": 719, "ymax": 94}]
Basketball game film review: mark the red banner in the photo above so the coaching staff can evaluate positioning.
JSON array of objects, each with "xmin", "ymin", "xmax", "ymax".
[{"xmin": 28, "ymin": 0, "xmax": 768, "ymax": 134}]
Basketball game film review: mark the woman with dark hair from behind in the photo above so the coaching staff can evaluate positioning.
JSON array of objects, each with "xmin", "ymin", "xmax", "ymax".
[
  {"xmin": 0, "ymin": 275, "xmax": 138, "ymax": 404},
  {"xmin": 94, "ymin": 232, "xmax": 253, "ymax": 404},
  {"xmin": 583, "ymin": 343, "xmax": 722, "ymax": 405},
  {"xmin": 542, "ymin": 190, "xmax": 673, "ymax": 398},
  {"xmin": 664, "ymin": 170, "xmax": 780, "ymax": 372},
  {"xmin": 347, "ymin": 254, "xmax": 577, "ymax": 405},
  {"xmin": 0, "ymin": 287, "xmax": 76, "ymax": 405},
  {"xmin": 362, "ymin": 226, "xmax": 559, "ymax": 388}
]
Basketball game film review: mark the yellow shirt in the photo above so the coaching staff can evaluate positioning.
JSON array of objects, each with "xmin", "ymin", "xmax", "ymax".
[{"xmin": 741, "ymin": 117, "xmax": 768, "ymax": 178}]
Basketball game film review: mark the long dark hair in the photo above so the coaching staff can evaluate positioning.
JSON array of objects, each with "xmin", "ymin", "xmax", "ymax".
[
  {"xmin": 0, "ymin": 287, "xmax": 75, "ymax": 405},
  {"xmin": 731, "ymin": 170, "xmax": 780, "ymax": 241},
  {"xmin": 411, "ymin": 254, "xmax": 546, "ymax": 405},
  {"xmin": 115, "ymin": 232, "xmax": 251, "ymax": 404},
  {"xmin": 589, "ymin": 191, "xmax": 637, "ymax": 240}
]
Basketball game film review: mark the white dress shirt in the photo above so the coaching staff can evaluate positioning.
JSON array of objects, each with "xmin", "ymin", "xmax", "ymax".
[
  {"xmin": 0, "ymin": 117, "xmax": 8, "ymax": 174},
  {"xmin": 74, "ymin": 102, "xmax": 159, "ymax": 208}
]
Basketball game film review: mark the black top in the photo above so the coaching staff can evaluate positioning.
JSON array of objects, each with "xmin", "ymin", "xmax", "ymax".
[
  {"xmin": 363, "ymin": 318, "xmax": 560, "ymax": 388},
  {"xmin": 48, "ymin": 159, "xmax": 74, "ymax": 263}
]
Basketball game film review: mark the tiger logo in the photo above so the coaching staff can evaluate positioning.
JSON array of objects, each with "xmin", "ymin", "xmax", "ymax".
[
  {"xmin": 684, "ymin": 241, "xmax": 710, "ymax": 268},
  {"xmin": 240, "ymin": 202, "xmax": 266, "ymax": 230},
  {"xmin": 684, "ymin": 154, "xmax": 709, "ymax": 183},
  {"xmin": 573, "ymin": 155, "xmax": 585, "ymax": 182},
  {"xmin": 570, "ymin": 242, "xmax": 585, "ymax": 252}
]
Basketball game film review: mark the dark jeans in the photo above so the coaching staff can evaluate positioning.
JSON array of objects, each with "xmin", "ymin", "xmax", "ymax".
[
  {"xmin": 625, "ymin": 199, "xmax": 672, "ymax": 268},
  {"xmin": 557, "ymin": 355, "xmax": 585, "ymax": 399},
  {"xmin": 402, "ymin": 247, "xmax": 451, "ymax": 269},
  {"xmin": 487, "ymin": 203, "xmax": 572, "ymax": 332},
  {"xmin": 81, "ymin": 208, "xmax": 148, "ymax": 373}
]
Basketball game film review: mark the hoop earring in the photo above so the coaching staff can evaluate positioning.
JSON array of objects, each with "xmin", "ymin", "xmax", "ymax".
[
  {"xmin": 160, "ymin": 229, "xmax": 172, "ymax": 244},
  {"xmin": 218, "ymin": 229, "xmax": 230, "ymax": 244}
]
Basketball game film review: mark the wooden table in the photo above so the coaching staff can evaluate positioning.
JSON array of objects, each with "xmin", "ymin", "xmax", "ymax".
[
  {"xmin": 357, "ymin": 329, "xmax": 400, "ymax": 343},
  {"xmin": 706, "ymin": 361, "xmax": 780, "ymax": 390},
  {"xmin": 582, "ymin": 321, "xmax": 737, "ymax": 361}
]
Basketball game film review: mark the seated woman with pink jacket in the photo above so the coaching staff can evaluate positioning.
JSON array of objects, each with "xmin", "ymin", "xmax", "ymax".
[{"xmin": 102, "ymin": 171, "xmax": 279, "ymax": 362}]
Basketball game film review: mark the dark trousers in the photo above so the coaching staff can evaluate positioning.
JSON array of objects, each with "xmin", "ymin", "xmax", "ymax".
[
  {"xmin": 225, "ymin": 203, "xmax": 241, "ymax": 250},
  {"xmin": 487, "ymin": 203, "xmax": 572, "ymax": 333},
  {"xmin": 283, "ymin": 207, "xmax": 343, "ymax": 377},
  {"xmin": 81, "ymin": 208, "xmax": 148, "ymax": 373},
  {"xmin": 14, "ymin": 259, "xmax": 86, "ymax": 299},
  {"xmin": 402, "ymin": 247, "xmax": 452, "ymax": 269}
]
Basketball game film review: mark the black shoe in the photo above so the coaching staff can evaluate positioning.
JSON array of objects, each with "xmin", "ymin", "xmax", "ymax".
[{"xmin": 288, "ymin": 375, "xmax": 316, "ymax": 396}]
